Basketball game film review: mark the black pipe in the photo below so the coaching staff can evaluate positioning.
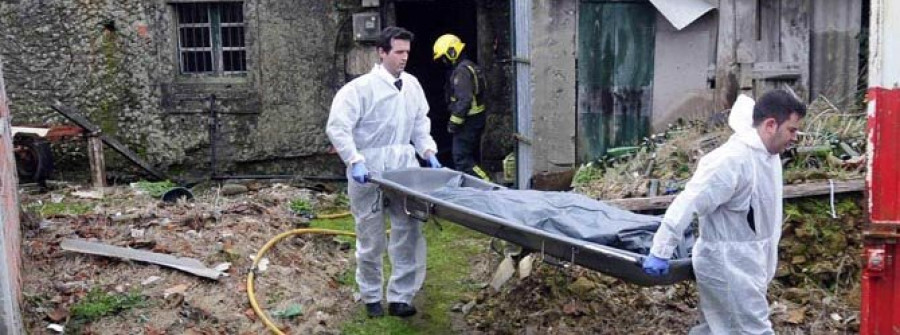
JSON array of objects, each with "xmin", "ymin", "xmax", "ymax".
[
  {"xmin": 212, "ymin": 174, "xmax": 346, "ymax": 181},
  {"xmin": 208, "ymin": 94, "xmax": 218, "ymax": 178}
]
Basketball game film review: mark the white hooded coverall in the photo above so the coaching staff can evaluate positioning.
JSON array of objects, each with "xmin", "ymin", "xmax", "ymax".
[
  {"xmin": 326, "ymin": 64, "xmax": 438, "ymax": 305},
  {"xmin": 649, "ymin": 95, "xmax": 782, "ymax": 334}
]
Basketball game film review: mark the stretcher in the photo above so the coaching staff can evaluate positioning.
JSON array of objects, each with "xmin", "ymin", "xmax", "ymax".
[{"xmin": 370, "ymin": 168, "xmax": 694, "ymax": 286}]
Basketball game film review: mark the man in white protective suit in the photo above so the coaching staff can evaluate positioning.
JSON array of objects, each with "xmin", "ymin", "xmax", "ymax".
[
  {"xmin": 326, "ymin": 26, "xmax": 442, "ymax": 318},
  {"xmin": 642, "ymin": 89, "xmax": 806, "ymax": 334}
]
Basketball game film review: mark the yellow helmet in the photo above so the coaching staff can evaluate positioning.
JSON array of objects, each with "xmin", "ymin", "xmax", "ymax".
[{"xmin": 432, "ymin": 34, "xmax": 465, "ymax": 61}]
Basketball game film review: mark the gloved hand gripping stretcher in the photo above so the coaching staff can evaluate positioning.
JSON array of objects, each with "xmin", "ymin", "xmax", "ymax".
[{"xmin": 370, "ymin": 168, "xmax": 695, "ymax": 286}]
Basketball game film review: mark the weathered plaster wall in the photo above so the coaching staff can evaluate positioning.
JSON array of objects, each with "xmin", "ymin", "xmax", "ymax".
[
  {"xmin": 529, "ymin": 0, "xmax": 576, "ymax": 173},
  {"xmin": 810, "ymin": 0, "xmax": 862, "ymax": 110},
  {"xmin": 651, "ymin": 12, "xmax": 716, "ymax": 130},
  {"xmin": 0, "ymin": 0, "xmax": 357, "ymax": 178}
]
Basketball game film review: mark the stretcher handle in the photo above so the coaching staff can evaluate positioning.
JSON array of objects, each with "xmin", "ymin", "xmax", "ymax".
[
  {"xmin": 581, "ymin": 243, "xmax": 642, "ymax": 265},
  {"xmin": 403, "ymin": 196, "xmax": 431, "ymax": 221}
]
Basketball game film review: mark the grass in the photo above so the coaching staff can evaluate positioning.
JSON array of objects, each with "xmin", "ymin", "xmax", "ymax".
[
  {"xmin": 70, "ymin": 288, "xmax": 144, "ymax": 323},
  {"xmin": 289, "ymin": 198, "xmax": 314, "ymax": 217},
  {"xmin": 28, "ymin": 202, "xmax": 93, "ymax": 217},
  {"xmin": 65, "ymin": 288, "xmax": 145, "ymax": 334},
  {"xmin": 311, "ymin": 216, "xmax": 489, "ymax": 334},
  {"xmin": 132, "ymin": 180, "xmax": 176, "ymax": 198}
]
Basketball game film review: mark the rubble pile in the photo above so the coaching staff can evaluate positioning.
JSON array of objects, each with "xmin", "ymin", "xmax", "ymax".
[{"xmin": 20, "ymin": 181, "xmax": 356, "ymax": 334}]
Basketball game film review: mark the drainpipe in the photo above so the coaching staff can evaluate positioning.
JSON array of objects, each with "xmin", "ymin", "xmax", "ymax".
[{"xmin": 512, "ymin": 0, "xmax": 532, "ymax": 189}]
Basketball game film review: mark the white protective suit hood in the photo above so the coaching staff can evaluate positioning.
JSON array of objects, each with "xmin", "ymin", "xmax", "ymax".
[{"xmin": 650, "ymin": 94, "xmax": 783, "ymax": 334}]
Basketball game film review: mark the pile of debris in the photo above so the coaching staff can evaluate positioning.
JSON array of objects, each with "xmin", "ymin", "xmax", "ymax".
[
  {"xmin": 573, "ymin": 96, "xmax": 867, "ymax": 200},
  {"xmin": 459, "ymin": 196, "xmax": 863, "ymax": 334},
  {"xmin": 19, "ymin": 181, "xmax": 356, "ymax": 334},
  {"xmin": 463, "ymin": 258, "xmax": 859, "ymax": 334}
]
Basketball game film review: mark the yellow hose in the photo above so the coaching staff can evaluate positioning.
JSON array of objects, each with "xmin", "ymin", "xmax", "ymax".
[
  {"xmin": 247, "ymin": 228, "xmax": 356, "ymax": 335},
  {"xmin": 315, "ymin": 211, "xmax": 352, "ymax": 220}
]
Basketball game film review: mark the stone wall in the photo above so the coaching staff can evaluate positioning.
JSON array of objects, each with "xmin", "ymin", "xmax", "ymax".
[
  {"xmin": 1, "ymin": 0, "xmax": 515, "ymax": 180},
  {"xmin": 0, "ymin": 0, "xmax": 360, "ymax": 178}
]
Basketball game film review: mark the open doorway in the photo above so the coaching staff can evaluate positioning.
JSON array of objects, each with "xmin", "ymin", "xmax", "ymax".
[{"xmin": 396, "ymin": 0, "xmax": 477, "ymax": 169}]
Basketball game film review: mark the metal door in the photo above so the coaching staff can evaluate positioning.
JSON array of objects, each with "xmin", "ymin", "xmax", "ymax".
[{"xmin": 577, "ymin": 0, "xmax": 655, "ymax": 162}]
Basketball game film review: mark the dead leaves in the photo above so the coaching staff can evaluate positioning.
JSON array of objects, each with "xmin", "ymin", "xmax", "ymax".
[{"xmin": 45, "ymin": 307, "xmax": 69, "ymax": 322}]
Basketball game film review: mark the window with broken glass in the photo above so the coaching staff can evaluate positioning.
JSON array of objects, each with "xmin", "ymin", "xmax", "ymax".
[{"xmin": 175, "ymin": 2, "xmax": 246, "ymax": 75}]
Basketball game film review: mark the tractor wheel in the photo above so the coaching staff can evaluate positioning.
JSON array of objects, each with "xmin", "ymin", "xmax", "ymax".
[{"xmin": 14, "ymin": 137, "xmax": 54, "ymax": 186}]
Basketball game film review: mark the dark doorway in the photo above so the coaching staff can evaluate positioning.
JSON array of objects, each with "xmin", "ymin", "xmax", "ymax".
[{"xmin": 396, "ymin": 0, "xmax": 477, "ymax": 168}]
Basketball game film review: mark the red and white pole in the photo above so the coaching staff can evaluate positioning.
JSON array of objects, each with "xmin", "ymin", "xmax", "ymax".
[{"xmin": 862, "ymin": 1, "xmax": 900, "ymax": 333}]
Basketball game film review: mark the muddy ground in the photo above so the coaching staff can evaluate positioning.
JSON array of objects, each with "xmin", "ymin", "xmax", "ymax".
[{"xmin": 18, "ymin": 181, "xmax": 862, "ymax": 334}]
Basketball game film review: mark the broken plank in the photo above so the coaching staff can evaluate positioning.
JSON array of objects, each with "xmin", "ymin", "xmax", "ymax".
[
  {"xmin": 60, "ymin": 238, "xmax": 224, "ymax": 280},
  {"xmin": 50, "ymin": 104, "xmax": 166, "ymax": 181},
  {"xmin": 606, "ymin": 179, "xmax": 865, "ymax": 211}
]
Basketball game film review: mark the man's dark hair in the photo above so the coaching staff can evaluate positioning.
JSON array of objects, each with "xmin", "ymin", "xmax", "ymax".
[
  {"xmin": 752, "ymin": 89, "xmax": 807, "ymax": 126},
  {"xmin": 376, "ymin": 26, "xmax": 414, "ymax": 53}
]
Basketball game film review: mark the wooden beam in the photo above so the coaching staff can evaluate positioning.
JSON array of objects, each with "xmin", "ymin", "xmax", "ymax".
[
  {"xmin": 0, "ymin": 58, "xmax": 25, "ymax": 333},
  {"xmin": 714, "ymin": 0, "xmax": 738, "ymax": 110},
  {"xmin": 606, "ymin": 178, "xmax": 866, "ymax": 211},
  {"xmin": 753, "ymin": 62, "xmax": 803, "ymax": 80},
  {"xmin": 87, "ymin": 135, "xmax": 106, "ymax": 188},
  {"xmin": 50, "ymin": 104, "xmax": 166, "ymax": 181}
]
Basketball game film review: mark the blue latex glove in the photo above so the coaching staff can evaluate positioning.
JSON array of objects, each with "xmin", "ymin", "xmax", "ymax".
[
  {"xmin": 642, "ymin": 254, "xmax": 670, "ymax": 277},
  {"xmin": 427, "ymin": 155, "xmax": 442, "ymax": 169},
  {"xmin": 350, "ymin": 162, "xmax": 369, "ymax": 184}
]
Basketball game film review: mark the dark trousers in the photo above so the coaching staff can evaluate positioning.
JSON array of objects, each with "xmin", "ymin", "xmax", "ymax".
[{"xmin": 452, "ymin": 112, "xmax": 486, "ymax": 176}]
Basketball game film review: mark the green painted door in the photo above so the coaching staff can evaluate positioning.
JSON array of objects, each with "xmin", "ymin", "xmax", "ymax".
[{"xmin": 577, "ymin": 0, "xmax": 655, "ymax": 163}]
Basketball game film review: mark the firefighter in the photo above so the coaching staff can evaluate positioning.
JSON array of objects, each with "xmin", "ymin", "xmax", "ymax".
[{"xmin": 433, "ymin": 34, "xmax": 491, "ymax": 181}]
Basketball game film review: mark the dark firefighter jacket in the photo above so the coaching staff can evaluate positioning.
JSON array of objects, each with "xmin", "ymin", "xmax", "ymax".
[{"xmin": 445, "ymin": 59, "xmax": 487, "ymax": 125}]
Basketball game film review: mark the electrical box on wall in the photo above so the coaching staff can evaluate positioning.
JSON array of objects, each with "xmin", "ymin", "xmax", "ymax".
[
  {"xmin": 352, "ymin": 12, "xmax": 380, "ymax": 42},
  {"xmin": 361, "ymin": 0, "xmax": 379, "ymax": 7}
]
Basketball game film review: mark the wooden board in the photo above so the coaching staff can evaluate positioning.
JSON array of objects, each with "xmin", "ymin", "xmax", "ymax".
[
  {"xmin": 61, "ymin": 239, "xmax": 224, "ymax": 280},
  {"xmin": 606, "ymin": 178, "xmax": 865, "ymax": 212}
]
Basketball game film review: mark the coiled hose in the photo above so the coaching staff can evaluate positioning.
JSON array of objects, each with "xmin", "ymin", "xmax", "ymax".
[{"xmin": 247, "ymin": 228, "xmax": 356, "ymax": 334}]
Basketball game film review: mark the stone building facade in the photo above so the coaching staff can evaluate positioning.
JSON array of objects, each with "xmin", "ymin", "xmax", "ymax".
[{"xmin": 0, "ymin": 0, "xmax": 515, "ymax": 179}]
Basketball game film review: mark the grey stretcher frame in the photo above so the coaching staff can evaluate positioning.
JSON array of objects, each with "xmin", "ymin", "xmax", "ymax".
[{"xmin": 369, "ymin": 167, "xmax": 694, "ymax": 287}]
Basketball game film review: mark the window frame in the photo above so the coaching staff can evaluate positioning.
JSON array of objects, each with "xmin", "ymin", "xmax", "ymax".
[{"xmin": 174, "ymin": 1, "xmax": 247, "ymax": 76}]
